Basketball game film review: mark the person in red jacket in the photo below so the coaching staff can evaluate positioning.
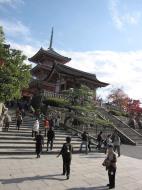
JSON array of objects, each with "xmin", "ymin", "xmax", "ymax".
[{"xmin": 44, "ymin": 117, "xmax": 49, "ymax": 137}]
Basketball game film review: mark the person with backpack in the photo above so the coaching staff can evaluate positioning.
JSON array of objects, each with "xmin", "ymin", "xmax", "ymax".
[
  {"xmin": 47, "ymin": 127, "xmax": 55, "ymax": 151},
  {"xmin": 57, "ymin": 136, "xmax": 73, "ymax": 180},
  {"xmin": 35, "ymin": 131, "xmax": 44, "ymax": 158},
  {"xmin": 16, "ymin": 113, "xmax": 23, "ymax": 131}
]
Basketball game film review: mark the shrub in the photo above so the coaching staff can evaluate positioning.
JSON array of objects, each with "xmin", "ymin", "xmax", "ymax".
[
  {"xmin": 108, "ymin": 109, "xmax": 128, "ymax": 117},
  {"xmin": 43, "ymin": 97, "xmax": 69, "ymax": 107}
]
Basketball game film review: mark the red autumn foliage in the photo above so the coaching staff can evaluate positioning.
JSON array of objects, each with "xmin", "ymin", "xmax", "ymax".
[{"xmin": 108, "ymin": 88, "xmax": 142, "ymax": 114}]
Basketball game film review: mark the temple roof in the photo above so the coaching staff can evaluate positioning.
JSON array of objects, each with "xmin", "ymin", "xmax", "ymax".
[
  {"xmin": 45, "ymin": 62, "xmax": 109, "ymax": 87},
  {"xmin": 28, "ymin": 47, "xmax": 71, "ymax": 64}
]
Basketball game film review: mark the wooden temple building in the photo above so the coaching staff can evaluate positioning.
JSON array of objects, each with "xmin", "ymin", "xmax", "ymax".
[{"xmin": 23, "ymin": 29, "xmax": 108, "ymax": 97}]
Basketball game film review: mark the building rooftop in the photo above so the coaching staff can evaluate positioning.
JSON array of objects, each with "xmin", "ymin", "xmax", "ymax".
[
  {"xmin": 28, "ymin": 47, "xmax": 71, "ymax": 64},
  {"xmin": 44, "ymin": 62, "xmax": 109, "ymax": 87}
]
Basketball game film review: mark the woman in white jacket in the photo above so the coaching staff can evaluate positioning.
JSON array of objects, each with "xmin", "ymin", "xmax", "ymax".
[{"xmin": 32, "ymin": 119, "xmax": 39, "ymax": 138}]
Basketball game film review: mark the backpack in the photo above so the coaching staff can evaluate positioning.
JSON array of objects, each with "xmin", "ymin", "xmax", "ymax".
[{"xmin": 17, "ymin": 115, "xmax": 22, "ymax": 122}]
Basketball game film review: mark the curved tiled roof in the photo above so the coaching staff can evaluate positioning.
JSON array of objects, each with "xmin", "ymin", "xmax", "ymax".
[
  {"xmin": 44, "ymin": 62, "xmax": 109, "ymax": 87},
  {"xmin": 28, "ymin": 48, "xmax": 71, "ymax": 64}
]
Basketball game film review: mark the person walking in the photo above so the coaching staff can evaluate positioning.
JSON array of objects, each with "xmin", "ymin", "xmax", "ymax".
[
  {"xmin": 57, "ymin": 136, "xmax": 73, "ymax": 180},
  {"xmin": 55, "ymin": 115, "xmax": 60, "ymax": 128},
  {"xmin": 16, "ymin": 113, "xmax": 23, "ymax": 131},
  {"xmin": 47, "ymin": 127, "xmax": 55, "ymax": 151},
  {"xmin": 0, "ymin": 116, "xmax": 4, "ymax": 131},
  {"xmin": 35, "ymin": 131, "xmax": 44, "ymax": 158},
  {"xmin": 104, "ymin": 134, "xmax": 112, "ymax": 154},
  {"xmin": 102, "ymin": 145, "xmax": 117, "ymax": 189},
  {"xmin": 112, "ymin": 132, "xmax": 121, "ymax": 157},
  {"xmin": 3, "ymin": 114, "xmax": 11, "ymax": 132},
  {"xmin": 79, "ymin": 131, "xmax": 89, "ymax": 154},
  {"xmin": 97, "ymin": 131, "xmax": 103, "ymax": 150},
  {"xmin": 32, "ymin": 119, "xmax": 39, "ymax": 138},
  {"xmin": 44, "ymin": 117, "xmax": 49, "ymax": 137}
]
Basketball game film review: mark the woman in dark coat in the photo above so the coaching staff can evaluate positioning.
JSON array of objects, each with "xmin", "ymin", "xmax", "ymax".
[
  {"xmin": 102, "ymin": 145, "xmax": 117, "ymax": 189},
  {"xmin": 35, "ymin": 131, "xmax": 44, "ymax": 158}
]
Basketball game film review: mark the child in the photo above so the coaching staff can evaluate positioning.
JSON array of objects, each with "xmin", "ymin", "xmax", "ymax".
[
  {"xmin": 102, "ymin": 145, "xmax": 117, "ymax": 189},
  {"xmin": 57, "ymin": 136, "xmax": 73, "ymax": 180}
]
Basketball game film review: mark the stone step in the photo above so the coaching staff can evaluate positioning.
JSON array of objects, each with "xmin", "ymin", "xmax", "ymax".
[
  {"xmin": 0, "ymin": 147, "xmax": 85, "ymax": 155},
  {"xmin": 0, "ymin": 140, "xmax": 81, "ymax": 145},
  {"xmin": 3, "ymin": 129, "xmax": 73, "ymax": 135},
  {"xmin": 0, "ymin": 114, "xmax": 83, "ymax": 155},
  {"xmin": 0, "ymin": 143, "xmax": 81, "ymax": 148},
  {"xmin": 0, "ymin": 136, "xmax": 81, "ymax": 141}
]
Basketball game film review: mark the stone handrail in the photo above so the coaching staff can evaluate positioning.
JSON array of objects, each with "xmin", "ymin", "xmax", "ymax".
[
  {"xmin": 99, "ymin": 107, "xmax": 142, "ymax": 137},
  {"xmin": 96, "ymin": 108, "xmax": 136, "ymax": 145},
  {"xmin": 64, "ymin": 124, "xmax": 97, "ymax": 146},
  {"xmin": 43, "ymin": 91, "xmax": 65, "ymax": 99}
]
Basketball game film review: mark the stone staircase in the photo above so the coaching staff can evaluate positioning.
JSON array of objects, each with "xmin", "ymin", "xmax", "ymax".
[
  {"xmin": 96, "ymin": 107, "xmax": 142, "ymax": 145},
  {"xmin": 0, "ymin": 115, "xmax": 82, "ymax": 155}
]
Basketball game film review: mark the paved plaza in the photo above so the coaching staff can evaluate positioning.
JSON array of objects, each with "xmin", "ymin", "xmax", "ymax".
[{"xmin": 0, "ymin": 145, "xmax": 142, "ymax": 190}]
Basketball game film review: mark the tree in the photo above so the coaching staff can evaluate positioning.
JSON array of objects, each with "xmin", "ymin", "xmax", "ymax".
[
  {"xmin": 63, "ymin": 85, "xmax": 95, "ymax": 106},
  {"xmin": 127, "ymin": 99, "xmax": 142, "ymax": 114},
  {"xmin": 108, "ymin": 88, "xmax": 129, "ymax": 111},
  {"xmin": 0, "ymin": 26, "xmax": 31, "ymax": 102}
]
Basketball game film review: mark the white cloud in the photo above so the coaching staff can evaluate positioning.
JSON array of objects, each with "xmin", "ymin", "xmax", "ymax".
[
  {"xmin": 9, "ymin": 42, "xmax": 37, "ymax": 58},
  {"xmin": 0, "ymin": 19, "xmax": 31, "ymax": 40},
  {"xmin": 0, "ymin": 0, "xmax": 24, "ymax": 8},
  {"xmin": 8, "ymin": 42, "xmax": 38, "ymax": 65},
  {"xmin": 60, "ymin": 50, "xmax": 142, "ymax": 101},
  {"xmin": 109, "ymin": 0, "xmax": 141, "ymax": 30},
  {"xmin": 7, "ymin": 41, "xmax": 142, "ymax": 101}
]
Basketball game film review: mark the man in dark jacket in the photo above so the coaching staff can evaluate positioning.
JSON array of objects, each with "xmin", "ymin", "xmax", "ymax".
[
  {"xmin": 57, "ymin": 136, "xmax": 73, "ymax": 179},
  {"xmin": 79, "ymin": 131, "xmax": 88, "ymax": 154},
  {"xmin": 47, "ymin": 128, "xmax": 55, "ymax": 151},
  {"xmin": 35, "ymin": 131, "xmax": 44, "ymax": 158},
  {"xmin": 97, "ymin": 131, "xmax": 103, "ymax": 150}
]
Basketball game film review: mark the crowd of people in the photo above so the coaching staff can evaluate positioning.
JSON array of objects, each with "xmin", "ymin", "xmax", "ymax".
[
  {"xmin": 0, "ymin": 102, "xmax": 121, "ymax": 188},
  {"xmin": 78, "ymin": 130, "xmax": 120, "ymax": 189}
]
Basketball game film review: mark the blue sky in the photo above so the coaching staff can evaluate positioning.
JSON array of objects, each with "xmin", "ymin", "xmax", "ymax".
[{"xmin": 0, "ymin": 0, "xmax": 142, "ymax": 100}]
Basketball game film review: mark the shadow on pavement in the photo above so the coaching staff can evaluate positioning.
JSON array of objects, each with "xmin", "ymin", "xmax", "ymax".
[
  {"xmin": 0, "ymin": 174, "xmax": 66, "ymax": 184},
  {"xmin": 79, "ymin": 153, "xmax": 105, "ymax": 159},
  {"xmin": 67, "ymin": 186, "xmax": 108, "ymax": 190}
]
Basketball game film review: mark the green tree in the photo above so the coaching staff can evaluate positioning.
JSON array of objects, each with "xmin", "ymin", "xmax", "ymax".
[
  {"xmin": 63, "ymin": 85, "xmax": 95, "ymax": 106},
  {"xmin": 0, "ymin": 26, "xmax": 31, "ymax": 102}
]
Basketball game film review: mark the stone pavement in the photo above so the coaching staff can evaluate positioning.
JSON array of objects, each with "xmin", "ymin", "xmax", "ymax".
[{"xmin": 0, "ymin": 146, "xmax": 142, "ymax": 190}]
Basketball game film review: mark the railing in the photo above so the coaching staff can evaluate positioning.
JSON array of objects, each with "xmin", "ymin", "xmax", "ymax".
[
  {"xmin": 64, "ymin": 124, "xmax": 98, "ymax": 146},
  {"xmin": 96, "ymin": 107, "xmax": 139, "ymax": 145},
  {"xmin": 43, "ymin": 90, "xmax": 66, "ymax": 99}
]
